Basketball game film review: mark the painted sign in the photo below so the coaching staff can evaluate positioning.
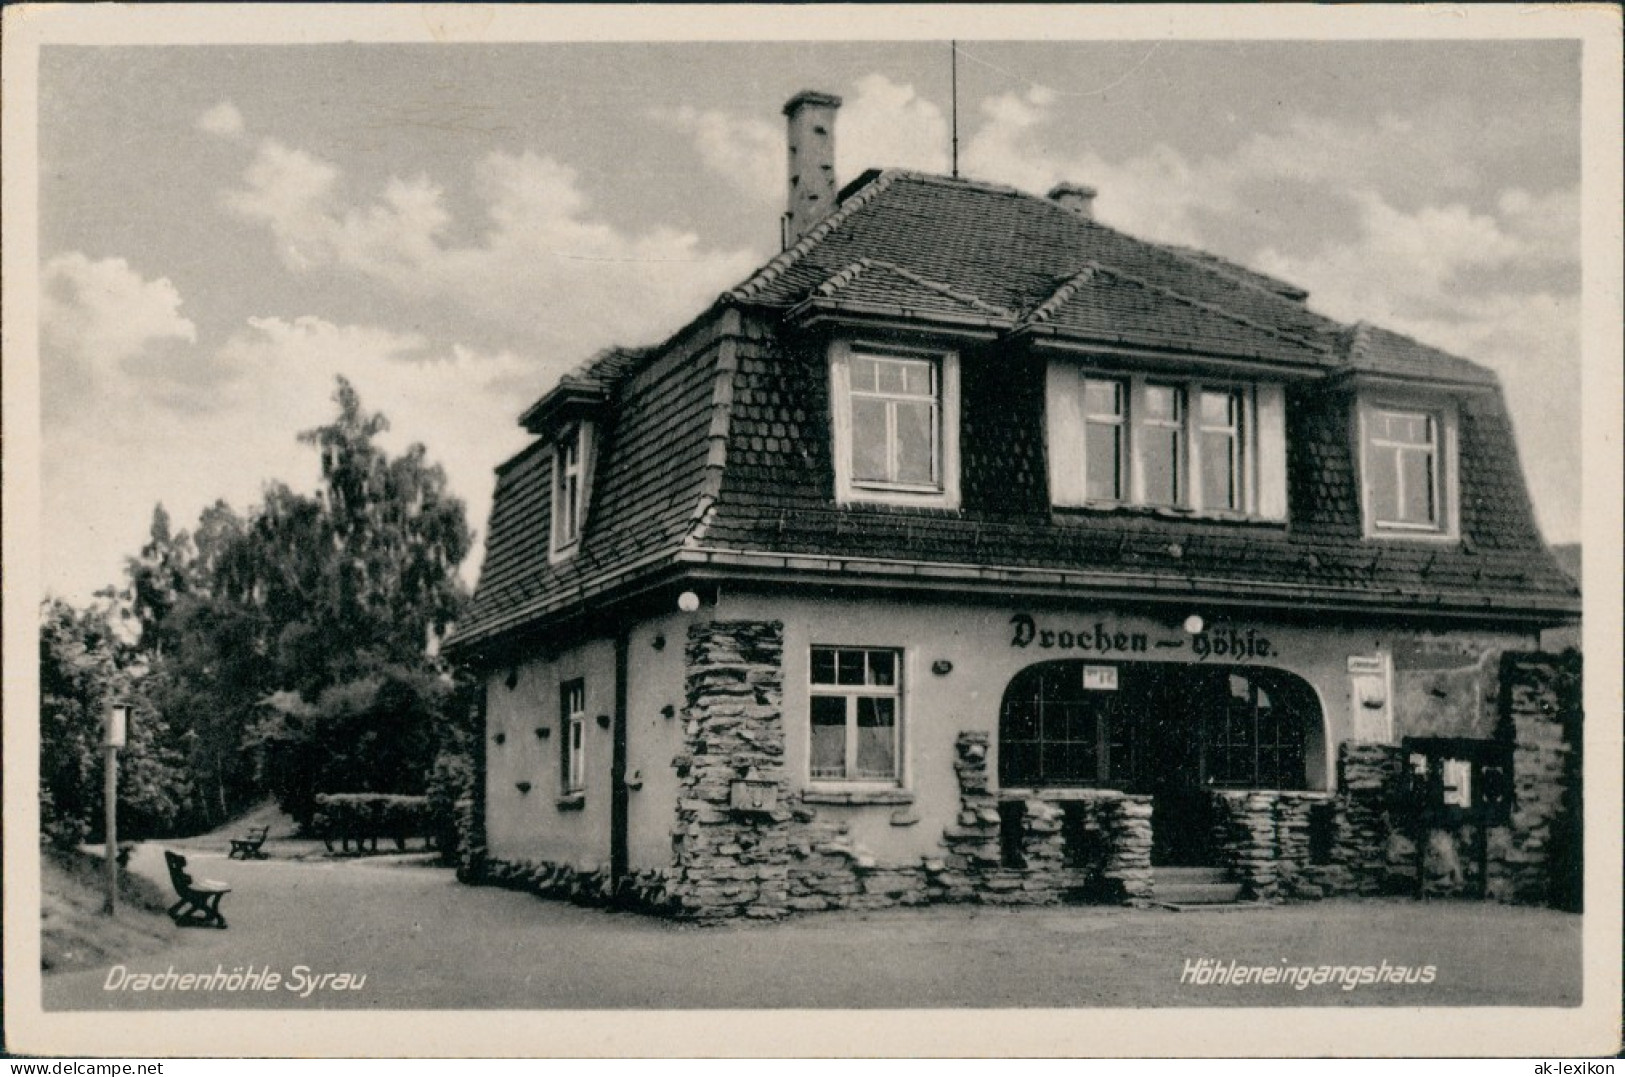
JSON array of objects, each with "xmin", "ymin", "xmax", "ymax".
[
  {"xmin": 1008, "ymin": 614, "xmax": 1277, "ymax": 662},
  {"xmin": 1009, "ymin": 614, "xmax": 1148, "ymax": 654}
]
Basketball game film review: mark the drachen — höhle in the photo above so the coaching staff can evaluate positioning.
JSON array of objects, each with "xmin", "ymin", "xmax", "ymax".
[{"xmin": 103, "ymin": 964, "xmax": 366, "ymax": 997}]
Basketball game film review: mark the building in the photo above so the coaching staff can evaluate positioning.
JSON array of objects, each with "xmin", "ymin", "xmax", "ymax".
[{"xmin": 443, "ymin": 91, "xmax": 1581, "ymax": 918}]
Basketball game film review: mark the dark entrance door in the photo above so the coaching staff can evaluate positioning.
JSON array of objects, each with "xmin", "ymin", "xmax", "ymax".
[{"xmin": 1133, "ymin": 670, "xmax": 1215, "ymax": 866}]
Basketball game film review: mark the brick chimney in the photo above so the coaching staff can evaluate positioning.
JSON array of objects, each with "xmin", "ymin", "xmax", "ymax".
[
  {"xmin": 1047, "ymin": 182, "xmax": 1098, "ymax": 220},
  {"xmin": 784, "ymin": 90, "xmax": 842, "ymax": 245}
]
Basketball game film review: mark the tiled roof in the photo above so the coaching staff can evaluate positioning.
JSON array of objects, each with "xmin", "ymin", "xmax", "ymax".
[
  {"xmin": 518, "ymin": 345, "xmax": 653, "ymax": 434},
  {"xmin": 450, "ymin": 320, "xmax": 731, "ymax": 651},
  {"xmin": 448, "ymin": 171, "xmax": 1576, "ymax": 656},
  {"xmin": 728, "ymin": 170, "xmax": 1345, "ymax": 354},
  {"xmin": 790, "ymin": 258, "xmax": 1016, "ymax": 329},
  {"xmin": 1339, "ymin": 322, "xmax": 1499, "ymax": 387},
  {"xmin": 1020, "ymin": 263, "xmax": 1330, "ymax": 367},
  {"xmin": 1159, "ymin": 245, "xmax": 1311, "ymax": 302}
]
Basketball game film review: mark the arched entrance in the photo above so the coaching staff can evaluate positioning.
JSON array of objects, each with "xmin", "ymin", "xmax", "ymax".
[{"xmin": 998, "ymin": 661, "xmax": 1321, "ymax": 864}]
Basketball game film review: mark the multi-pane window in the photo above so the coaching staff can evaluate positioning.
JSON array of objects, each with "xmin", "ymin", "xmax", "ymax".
[
  {"xmin": 998, "ymin": 662, "xmax": 1117, "ymax": 788},
  {"xmin": 832, "ymin": 341, "xmax": 960, "ymax": 508},
  {"xmin": 1364, "ymin": 408, "xmax": 1440, "ymax": 531},
  {"xmin": 1141, "ymin": 384, "xmax": 1185, "ymax": 506},
  {"xmin": 1047, "ymin": 366, "xmax": 1282, "ymax": 518},
  {"xmin": 1199, "ymin": 390, "xmax": 1243, "ymax": 512},
  {"xmin": 552, "ymin": 425, "xmax": 585, "ymax": 552},
  {"xmin": 998, "ymin": 662, "xmax": 1314, "ymax": 792},
  {"xmin": 1202, "ymin": 672, "xmax": 1307, "ymax": 790},
  {"xmin": 560, "ymin": 679, "xmax": 586, "ymax": 794},
  {"xmin": 849, "ymin": 352, "xmax": 940, "ymax": 488},
  {"xmin": 1083, "ymin": 378, "xmax": 1125, "ymax": 501},
  {"xmin": 809, "ymin": 647, "xmax": 901, "ymax": 783}
]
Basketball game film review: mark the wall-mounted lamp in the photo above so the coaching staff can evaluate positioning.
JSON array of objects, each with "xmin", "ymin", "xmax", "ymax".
[
  {"xmin": 515, "ymin": 781, "xmax": 532, "ymax": 794},
  {"xmin": 504, "ymin": 667, "xmax": 519, "ymax": 690},
  {"xmin": 493, "ymin": 732, "xmax": 506, "ymax": 745},
  {"xmin": 931, "ymin": 660, "xmax": 954, "ymax": 676},
  {"xmin": 660, "ymin": 704, "xmax": 676, "ymax": 719},
  {"xmin": 651, "ymin": 634, "xmax": 666, "ymax": 651},
  {"xmin": 1183, "ymin": 614, "xmax": 1205, "ymax": 636},
  {"xmin": 677, "ymin": 590, "xmax": 701, "ymax": 613},
  {"xmin": 535, "ymin": 727, "xmax": 551, "ymax": 740},
  {"xmin": 596, "ymin": 713, "xmax": 611, "ymax": 729}
]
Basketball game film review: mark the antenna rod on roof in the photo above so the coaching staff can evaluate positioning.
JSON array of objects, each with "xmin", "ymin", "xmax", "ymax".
[{"xmin": 950, "ymin": 40, "xmax": 960, "ymax": 179}]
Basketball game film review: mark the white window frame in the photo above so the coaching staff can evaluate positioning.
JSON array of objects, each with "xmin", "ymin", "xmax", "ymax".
[
  {"xmin": 1197, "ymin": 387, "xmax": 1245, "ymax": 513},
  {"xmin": 1081, "ymin": 377, "xmax": 1127, "ymax": 502},
  {"xmin": 1357, "ymin": 397, "xmax": 1460, "ymax": 541},
  {"xmin": 830, "ymin": 341, "xmax": 961, "ymax": 508},
  {"xmin": 807, "ymin": 645, "xmax": 905, "ymax": 787},
  {"xmin": 1048, "ymin": 366, "xmax": 1283, "ymax": 519},
  {"xmin": 549, "ymin": 422, "xmax": 592, "ymax": 560},
  {"xmin": 1138, "ymin": 381, "xmax": 1187, "ymax": 508},
  {"xmin": 560, "ymin": 679, "xmax": 586, "ymax": 794}
]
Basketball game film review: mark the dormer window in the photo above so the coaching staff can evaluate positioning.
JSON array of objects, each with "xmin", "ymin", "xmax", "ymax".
[
  {"xmin": 1358, "ymin": 398, "xmax": 1458, "ymax": 540},
  {"xmin": 830, "ymin": 341, "xmax": 961, "ymax": 508},
  {"xmin": 1081, "ymin": 378, "xmax": 1126, "ymax": 500},
  {"xmin": 1141, "ymin": 383, "xmax": 1185, "ymax": 506},
  {"xmin": 551, "ymin": 422, "xmax": 591, "ymax": 558},
  {"xmin": 1046, "ymin": 363, "xmax": 1287, "ymax": 520},
  {"xmin": 1198, "ymin": 389, "xmax": 1244, "ymax": 511}
]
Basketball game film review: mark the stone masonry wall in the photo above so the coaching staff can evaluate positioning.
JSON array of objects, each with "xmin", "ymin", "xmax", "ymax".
[
  {"xmin": 1485, "ymin": 652, "xmax": 1581, "ymax": 905},
  {"xmin": 1207, "ymin": 747, "xmax": 1405, "ymax": 901},
  {"xmin": 1331, "ymin": 742, "xmax": 1411, "ymax": 895},
  {"xmin": 661, "ymin": 622, "xmax": 1155, "ymax": 919},
  {"xmin": 1207, "ymin": 651, "xmax": 1580, "ymax": 909},
  {"xmin": 938, "ymin": 732, "xmax": 1069, "ymax": 905},
  {"xmin": 936, "ymin": 731, "xmax": 1154, "ymax": 905},
  {"xmin": 668, "ymin": 620, "xmax": 792, "ymax": 919},
  {"xmin": 1210, "ymin": 790, "xmax": 1334, "ymax": 900}
]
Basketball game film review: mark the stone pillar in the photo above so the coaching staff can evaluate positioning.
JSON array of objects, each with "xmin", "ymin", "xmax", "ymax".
[
  {"xmin": 1235, "ymin": 792, "xmax": 1282, "ymax": 899},
  {"xmin": 939, "ymin": 732, "xmax": 1103, "ymax": 906},
  {"xmin": 937, "ymin": 732, "xmax": 1003, "ymax": 900},
  {"xmin": 1100, "ymin": 795, "xmax": 1155, "ymax": 904},
  {"xmin": 1487, "ymin": 652, "xmax": 1581, "ymax": 905},
  {"xmin": 669, "ymin": 620, "xmax": 791, "ymax": 920},
  {"xmin": 1334, "ymin": 742, "xmax": 1407, "ymax": 895},
  {"xmin": 1274, "ymin": 793, "xmax": 1319, "ymax": 898}
]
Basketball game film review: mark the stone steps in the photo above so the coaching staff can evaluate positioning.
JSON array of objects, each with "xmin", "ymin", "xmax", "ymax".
[{"xmin": 1153, "ymin": 866, "xmax": 1250, "ymax": 909}]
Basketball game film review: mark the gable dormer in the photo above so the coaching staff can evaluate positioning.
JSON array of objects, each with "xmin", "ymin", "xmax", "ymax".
[
  {"xmin": 785, "ymin": 259, "xmax": 1013, "ymax": 511},
  {"xmin": 1014, "ymin": 262, "xmax": 1335, "ymax": 525},
  {"xmin": 518, "ymin": 346, "xmax": 645, "ymax": 562},
  {"xmin": 1336, "ymin": 323, "xmax": 1503, "ymax": 546}
]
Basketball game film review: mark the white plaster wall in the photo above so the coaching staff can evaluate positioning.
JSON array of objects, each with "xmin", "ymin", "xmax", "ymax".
[
  {"xmin": 482, "ymin": 610, "xmax": 691, "ymax": 875},
  {"xmin": 622, "ymin": 610, "xmax": 691, "ymax": 871},
  {"xmin": 483, "ymin": 636, "xmax": 617, "ymax": 869}
]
